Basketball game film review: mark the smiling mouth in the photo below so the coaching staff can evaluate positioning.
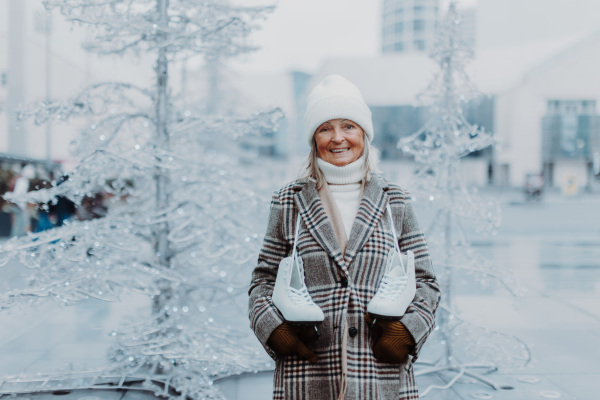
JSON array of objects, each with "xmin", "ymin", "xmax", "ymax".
[{"xmin": 330, "ymin": 148, "xmax": 349, "ymax": 154}]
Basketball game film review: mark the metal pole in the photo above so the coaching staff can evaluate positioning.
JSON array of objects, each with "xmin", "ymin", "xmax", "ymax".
[
  {"xmin": 8, "ymin": 0, "xmax": 27, "ymax": 156},
  {"xmin": 45, "ymin": 11, "xmax": 52, "ymax": 169}
]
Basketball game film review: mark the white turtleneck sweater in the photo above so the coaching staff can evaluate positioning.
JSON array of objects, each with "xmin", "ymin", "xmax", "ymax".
[{"xmin": 317, "ymin": 156, "xmax": 364, "ymax": 239}]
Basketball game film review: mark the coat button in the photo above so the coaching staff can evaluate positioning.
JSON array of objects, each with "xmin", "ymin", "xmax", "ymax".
[
  {"xmin": 348, "ymin": 327, "xmax": 358, "ymax": 337},
  {"xmin": 340, "ymin": 276, "xmax": 349, "ymax": 287}
]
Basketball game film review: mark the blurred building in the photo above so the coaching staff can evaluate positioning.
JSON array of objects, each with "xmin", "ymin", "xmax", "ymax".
[
  {"xmin": 3, "ymin": 0, "xmax": 600, "ymax": 192},
  {"xmin": 1, "ymin": 0, "xmax": 85, "ymax": 162},
  {"xmin": 0, "ymin": 0, "xmax": 155, "ymax": 168},
  {"xmin": 489, "ymin": 33, "xmax": 600, "ymax": 190},
  {"xmin": 270, "ymin": 28, "xmax": 600, "ymax": 190},
  {"xmin": 382, "ymin": 0, "xmax": 441, "ymax": 54},
  {"xmin": 381, "ymin": 0, "xmax": 476, "ymax": 54},
  {"xmin": 459, "ymin": 6, "xmax": 477, "ymax": 49},
  {"xmin": 542, "ymin": 100, "xmax": 600, "ymax": 188},
  {"xmin": 247, "ymin": 0, "xmax": 599, "ymax": 191}
]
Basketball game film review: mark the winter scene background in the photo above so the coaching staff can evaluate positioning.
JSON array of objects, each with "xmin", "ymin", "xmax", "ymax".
[{"xmin": 1, "ymin": 1, "xmax": 600, "ymax": 400}]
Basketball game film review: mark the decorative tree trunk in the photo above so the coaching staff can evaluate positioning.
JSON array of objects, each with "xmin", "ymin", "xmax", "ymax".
[
  {"xmin": 155, "ymin": 0, "xmax": 170, "ymax": 269},
  {"xmin": 153, "ymin": 0, "xmax": 172, "ymax": 313}
]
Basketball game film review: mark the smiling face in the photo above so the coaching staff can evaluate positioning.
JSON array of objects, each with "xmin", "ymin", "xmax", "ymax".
[{"xmin": 314, "ymin": 119, "xmax": 365, "ymax": 167}]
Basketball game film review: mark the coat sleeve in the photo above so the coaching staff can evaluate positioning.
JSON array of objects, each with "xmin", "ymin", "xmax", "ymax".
[
  {"xmin": 248, "ymin": 192, "xmax": 288, "ymax": 359},
  {"xmin": 398, "ymin": 200, "xmax": 441, "ymax": 361}
]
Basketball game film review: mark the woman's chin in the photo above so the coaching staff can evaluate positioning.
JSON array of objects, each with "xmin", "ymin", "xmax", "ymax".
[
  {"xmin": 326, "ymin": 156, "xmax": 354, "ymax": 167},
  {"xmin": 331, "ymin": 160, "xmax": 350, "ymax": 167}
]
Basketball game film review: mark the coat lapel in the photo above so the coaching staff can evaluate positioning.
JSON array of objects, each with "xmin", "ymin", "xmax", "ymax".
[
  {"xmin": 294, "ymin": 180, "xmax": 347, "ymax": 270},
  {"xmin": 344, "ymin": 176, "xmax": 390, "ymax": 267}
]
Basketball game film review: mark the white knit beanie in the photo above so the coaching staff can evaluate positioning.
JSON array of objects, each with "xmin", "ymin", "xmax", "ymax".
[{"xmin": 304, "ymin": 75, "xmax": 373, "ymax": 145}]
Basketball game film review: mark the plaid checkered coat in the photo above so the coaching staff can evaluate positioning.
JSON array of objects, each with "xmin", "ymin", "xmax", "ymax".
[{"xmin": 248, "ymin": 175, "xmax": 440, "ymax": 399}]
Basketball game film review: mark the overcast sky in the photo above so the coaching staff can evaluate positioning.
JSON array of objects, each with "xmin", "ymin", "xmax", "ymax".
[
  {"xmin": 232, "ymin": 0, "xmax": 600, "ymax": 75},
  {"xmin": 232, "ymin": 0, "xmax": 382, "ymax": 74}
]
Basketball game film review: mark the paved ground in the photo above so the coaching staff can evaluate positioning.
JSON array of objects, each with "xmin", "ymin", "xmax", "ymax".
[{"xmin": 1, "ymin": 187, "xmax": 599, "ymax": 399}]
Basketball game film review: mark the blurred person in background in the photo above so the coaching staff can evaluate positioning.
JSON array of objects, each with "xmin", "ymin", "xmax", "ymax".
[
  {"xmin": 50, "ymin": 175, "xmax": 76, "ymax": 226},
  {"xmin": 249, "ymin": 75, "xmax": 440, "ymax": 399},
  {"xmin": 76, "ymin": 191, "xmax": 107, "ymax": 221},
  {"xmin": 30, "ymin": 176, "xmax": 54, "ymax": 232},
  {"xmin": 4, "ymin": 164, "xmax": 36, "ymax": 237}
]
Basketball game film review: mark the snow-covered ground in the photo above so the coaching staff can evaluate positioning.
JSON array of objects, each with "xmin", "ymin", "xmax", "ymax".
[{"xmin": 1, "ymin": 187, "xmax": 599, "ymax": 400}]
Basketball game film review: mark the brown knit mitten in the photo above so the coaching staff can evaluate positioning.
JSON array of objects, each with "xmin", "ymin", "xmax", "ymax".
[
  {"xmin": 267, "ymin": 323, "xmax": 318, "ymax": 363},
  {"xmin": 365, "ymin": 313, "xmax": 415, "ymax": 363}
]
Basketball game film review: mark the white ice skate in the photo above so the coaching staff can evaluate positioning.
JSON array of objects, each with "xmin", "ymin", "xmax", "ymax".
[
  {"xmin": 367, "ymin": 203, "xmax": 416, "ymax": 319},
  {"xmin": 367, "ymin": 248, "xmax": 415, "ymax": 318},
  {"xmin": 272, "ymin": 215, "xmax": 324, "ymax": 324}
]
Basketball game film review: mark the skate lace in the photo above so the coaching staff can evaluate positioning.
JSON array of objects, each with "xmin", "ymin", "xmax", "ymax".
[
  {"xmin": 287, "ymin": 286, "xmax": 315, "ymax": 307},
  {"xmin": 376, "ymin": 275, "xmax": 408, "ymax": 300}
]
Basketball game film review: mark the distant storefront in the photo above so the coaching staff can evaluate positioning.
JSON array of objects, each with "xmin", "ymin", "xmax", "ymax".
[{"xmin": 542, "ymin": 100, "xmax": 600, "ymax": 191}]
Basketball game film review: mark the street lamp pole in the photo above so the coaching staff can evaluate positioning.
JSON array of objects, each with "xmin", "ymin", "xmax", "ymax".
[{"xmin": 45, "ymin": 11, "xmax": 52, "ymax": 170}]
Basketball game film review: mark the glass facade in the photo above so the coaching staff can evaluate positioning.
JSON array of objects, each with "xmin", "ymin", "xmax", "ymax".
[
  {"xmin": 413, "ymin": 39, "xmax": 425, "ymax": 50},
  {"xmin": 382, "ymin": 0, "xmax": 477, "ymax": 54},
  {"xmin": 542, "ymin": 99, "xmax": 600, "ymax": 186},
  {"xmin": 381, "ymin": 0, "xmax": 440, "ymax": 54},
  {"xmin": 542, "ymin": 100, "xmax": 600, "ymax": 161}
]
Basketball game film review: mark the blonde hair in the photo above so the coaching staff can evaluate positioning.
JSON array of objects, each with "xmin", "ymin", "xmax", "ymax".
[{"xmin": 301, "ymin": 135, "xmax": 381, "ymax": 190}]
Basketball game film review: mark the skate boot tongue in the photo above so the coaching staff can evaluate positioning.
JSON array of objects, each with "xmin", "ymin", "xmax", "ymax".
[
  {"xmin": 387, "ymin": 263, "xmax": 404, "ymax": 278},
  {"xmin": 289, "ymin": 258, "xmax": 304, "ymax": 290},
  {"xmin": 386, "ymin": 248, "xmax": 406, "ymax": 276}
]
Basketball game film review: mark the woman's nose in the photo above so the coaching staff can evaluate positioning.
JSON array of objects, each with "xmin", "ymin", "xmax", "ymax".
[{"xmin": 332, "ymin": 127, "xmax": 345, "ymax": 142}]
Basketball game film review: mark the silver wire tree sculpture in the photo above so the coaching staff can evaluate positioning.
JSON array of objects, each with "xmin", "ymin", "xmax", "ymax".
[
  {"xmin": 398, "ymin": 1, "xmax": 530, "ymax": 396},
  {"xmin": 0, "ymin": 1, "xmax": 281, "ymax": 399}
]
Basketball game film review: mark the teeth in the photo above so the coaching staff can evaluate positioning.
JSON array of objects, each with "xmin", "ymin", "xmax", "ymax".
[{"xmin": 331, "ymin": 149, "xmax": 348, "ymax": 153}]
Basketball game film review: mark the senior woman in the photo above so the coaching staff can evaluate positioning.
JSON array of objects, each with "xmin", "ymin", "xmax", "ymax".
[{"xmin": 249, "ymin": 75, "xmax": 440, "ymax": 400}]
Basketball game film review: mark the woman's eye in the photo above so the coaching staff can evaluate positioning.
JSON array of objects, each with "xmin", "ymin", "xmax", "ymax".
[{"xmin": 345, "ymin": 124, "xmax": 354, "ymax": 129}]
